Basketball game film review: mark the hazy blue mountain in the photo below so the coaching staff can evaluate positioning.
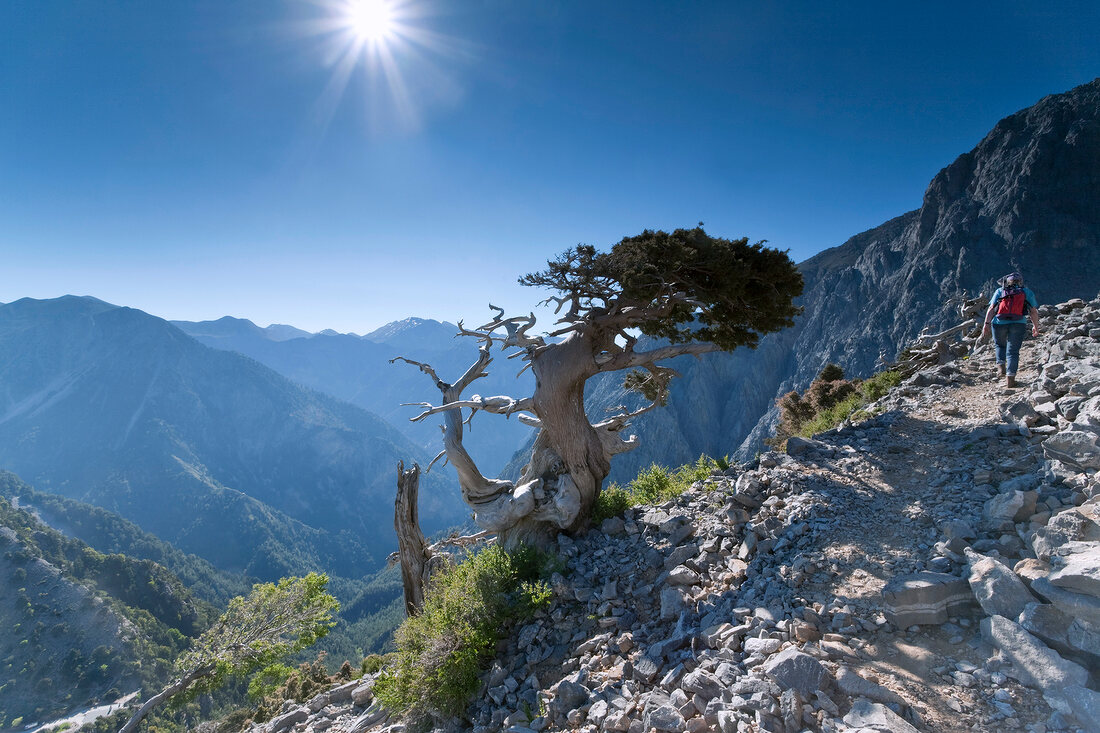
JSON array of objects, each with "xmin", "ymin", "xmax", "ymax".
[
  {"xmin": 573, "ymin": 77, "xmax": 1100, "ymax": 481},
  {"xmin": 0, "ymin": 296, "xmax": 465, "ymax": 578},
  {"xmin": 0, "ymin": 470, "xmax": 252, "ymax": 605},
  {"xmin": 174, "ymin": 314, "xmax": 534, "ymax": 476}
]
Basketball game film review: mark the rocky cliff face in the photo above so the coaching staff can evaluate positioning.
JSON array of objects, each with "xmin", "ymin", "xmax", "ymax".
[{"xmin": 587, "ymin": 77, "xmax": 1100, "ymax": 478}]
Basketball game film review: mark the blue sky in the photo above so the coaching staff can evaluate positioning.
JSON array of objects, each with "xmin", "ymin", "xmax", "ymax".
[{"xmin": 2, "ymin": 1, "xmax": 1098, "ymax": 333}]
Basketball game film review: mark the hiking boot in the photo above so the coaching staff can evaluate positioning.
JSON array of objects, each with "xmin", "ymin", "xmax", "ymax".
[
  {"xmin": 1006, "ymin": 375, "xmax": 1016, "ymax": 388},
  {"xmin": 997, "ymin": 364, "xmax": 1006, "ymax": 377}
]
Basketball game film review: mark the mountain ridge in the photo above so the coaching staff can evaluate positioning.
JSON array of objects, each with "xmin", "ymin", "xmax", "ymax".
[{"xmin": 0, "ymin": 296, "xmax": 465, "ymax": 579}]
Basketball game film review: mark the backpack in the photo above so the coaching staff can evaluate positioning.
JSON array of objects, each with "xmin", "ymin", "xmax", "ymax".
[{"xmin": 995, "ymin": 286, "xmax": 1027, "ymax": 319}]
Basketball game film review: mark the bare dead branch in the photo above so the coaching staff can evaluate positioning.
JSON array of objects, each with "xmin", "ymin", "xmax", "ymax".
[
  {"xmin": 389, "ymin": 356, "xmax": 444, "ymax": 389},
  {"xmin": 425, "ymin": 450, "xmax": 447, "ymax": 473},
  {"xmin": 407, "ymin": 394, "xmax": 535, "ymax": 422},
  {"xmin": 596, "ymin": 340, "xmax": 722, "ymax": 372}
]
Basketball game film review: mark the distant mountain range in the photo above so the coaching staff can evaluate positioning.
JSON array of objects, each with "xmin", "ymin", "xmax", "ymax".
[
  {"xmin": 0, "ymin": 296, "xmax": 465, "ymax": 579},
  {"xmin": 173, "ymin": 315, "xmax": 534, "ymax": 477}
]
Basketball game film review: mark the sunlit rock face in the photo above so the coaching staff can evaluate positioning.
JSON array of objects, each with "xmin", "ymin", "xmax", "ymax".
[{"xmin": 581, "ymin": 77, "xmax": 1100, "ymax": 476}]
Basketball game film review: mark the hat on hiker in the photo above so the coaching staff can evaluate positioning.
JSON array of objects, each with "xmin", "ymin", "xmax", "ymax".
[{"xmin": 1002, "ymin": 272, "xmax": 1023, "ymax": 287}]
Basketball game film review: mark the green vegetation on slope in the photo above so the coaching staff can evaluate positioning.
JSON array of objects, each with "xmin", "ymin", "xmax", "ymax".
[
  {"xmin": 772, "ymin": 365, "xmax": 901, "ymax": 444},
  {"xmin": 0, "ymin": 472, "xmax": 252, "ymax": 606},
  {"xmin": 0, "ymin": 494, "xmax": 202, "ymax": 725},
  {"xmin": 374, "ymin": 544, "xmax": 554, "ymax": 722},
  {"xmin": 592, "ymin": 455, "xmax": 729, "ymax": 523}
]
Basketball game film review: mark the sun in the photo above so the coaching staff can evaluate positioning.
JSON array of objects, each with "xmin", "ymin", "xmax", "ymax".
[{"xmin": 345, "ymin": 0, "xmax": 394, "ymax": 42}]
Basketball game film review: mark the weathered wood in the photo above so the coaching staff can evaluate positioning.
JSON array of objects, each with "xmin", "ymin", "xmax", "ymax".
[
  {"xmin": 915, "ymin": 318, "xmax": 977, "ymax": 345},
  {"xmin": 394, "ymin": 461, "xmax": 430, "ymax": 616},
  {"xmin": 394, "ymin": 283, "xmax": 762, "ymax": 547},
  {"xmin": 118, "ymin": 664, "xmax": 214, "ymax": 733}
]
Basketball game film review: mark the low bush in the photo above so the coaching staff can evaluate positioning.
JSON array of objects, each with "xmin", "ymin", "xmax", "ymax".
[
  {"xmin": 374, "ymin": 544, "xmax": 553, "ymax": 722},
  {"xmin": 591, "ymin": 455, "xmax": 728, "ymax": 522},
  {"xmin": 772, "ymin": 366, "xmax": 901, "ymax": 444}
]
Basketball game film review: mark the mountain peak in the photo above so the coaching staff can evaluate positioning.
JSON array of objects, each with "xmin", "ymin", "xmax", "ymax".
[{"xmin": 363, "ymin": 317, "xmax": 456, "ymax": 344}]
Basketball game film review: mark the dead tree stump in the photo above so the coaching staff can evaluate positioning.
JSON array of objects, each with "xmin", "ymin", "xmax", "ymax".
[{"xmin": 395, "ymin": 461, "xmax": 430, "ymax": 616}]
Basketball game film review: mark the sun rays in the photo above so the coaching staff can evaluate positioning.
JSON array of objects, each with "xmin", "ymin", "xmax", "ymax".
[{"xmin": 296, "ymin": 0, "xmax": 469, "ymax": 137}]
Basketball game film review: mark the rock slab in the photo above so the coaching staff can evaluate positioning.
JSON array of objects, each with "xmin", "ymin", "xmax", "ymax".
[
  {"xmin": 980, "ymin": 615, "xmax": 1089, "ymax": 692},
  {"xmin": 965, "ymin": 548, "xmax": 1038, "ymax": 619},
  {"xmin": 882, "ymin": 571, "xmax": 975, "ymax": 626},
  {"xmin": 842, "ymin": 699, "xmax": 920, "ymax": 733}
]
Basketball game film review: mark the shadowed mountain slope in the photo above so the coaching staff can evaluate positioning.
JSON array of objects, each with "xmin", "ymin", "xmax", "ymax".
[
  {"xmin": 173, "ymin": 316, "xmax": 534, "ymax": 476},
  {"xmin": 0, "ymin": 296, "xmax": 464, "ymax": 578}
]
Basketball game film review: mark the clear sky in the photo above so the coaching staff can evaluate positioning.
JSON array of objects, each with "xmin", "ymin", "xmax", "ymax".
[{"xmin": 2, "ymin": 1, "xmax": 1098, "ymax": 334}]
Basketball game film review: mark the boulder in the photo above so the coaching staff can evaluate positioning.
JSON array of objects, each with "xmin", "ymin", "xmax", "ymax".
[
  {"xmin": 327, "ymin": 679, "xmax": 358, "ymax": 704},
  {"xmin": 1013, "ymin": 558, "xmax": 1051, "ymax": 588},
  {"xmin": 842, "ymin": 699, "xmax": 920, "ymax": 733},
  {"xmin": 642, "ymin": 700, "xmax": 686, "ymax": 732},
  {"xmin": 268, "ymin": 708, "xmax": 309, "ymax": 733},
  {"xmin": 984, "ymin": 491, "xmax": 1027, "ymax": 526},
  {"xmin": 667, "ymin": 565, "xmax": 702, "ymax": 586},
  {"xmin": 351, "ymin": 681, "xmax": 374, "ymax": 706},
  {"xmin": 1063, "ymin": 685, "xmax": 1100, "ymax": 733},
  {"xmin": 882, "ymin": 571, "xmax": 975, "ymax": 626},
  {"xmin": 785, "ymin": 436, "xmax": 822, "ymax": 457},
  {"xmin": 633, "ymin": 653, "xmax": 660, "ymax": 682},
  {"xmin": 1030, "ymin": 507, "xmax": 1100, "ymax": 561},
  {"xmin": 1033, "ymin": 576, "xmax": 1100, "ymax": 625},
  {"xmin": 1043, "ymin": 430, "xmax": 1100, "ymax": 469},
  {"xmin": 835, "ymin": 666, "xmax": 904, "ymax": 706},
  {"xmin": 1048, "ymin": 544, "xmax": 1100, "ymax": 597},
  {"xmin": 1067, "ymin": 618, "xmax": 1100, "ymax": 659},
  {"xmin": 660, "ymin": 586, "xmax": 687, "ymax": 620},
  {"xmin": 1018, "ymin": 602, "xmax": 1073, "ymax": 650},
  {"xmin": 940, "ymin": 519, "xmax": 976, "ymax": 540},
  {"xmin": 681, "ymin": 669, "xmax": 723, "ymax": 701},
  {"xmin": 549, "ymin": 678, "xmax": 589, "ymax": 717},
  {"xmin": 743, "ymin": 637, "xmax": 781, "ymax": 656},
  {"xmin": 347, "ymin": 704, "xmax": 388, "ymax": 733},
  {"xmin": 980, "ymin": 615, "xmax": 1089, "ymax": 692},
  {"xmin": 762, "ymin": 647, "xmax": 831, "ymax": 696},
  {"xmin": 965, "ymin": 548, "xmax": 1038, "ymax": 619},
  {"xmin": 1073, "ymin": 395, "xmax": 1100, "ymax": 432}
]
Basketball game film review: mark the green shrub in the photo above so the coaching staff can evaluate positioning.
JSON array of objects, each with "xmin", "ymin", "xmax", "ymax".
[
  {"xmin": 860, "ymin": 369, "xmax": 902, "ymax": 401},
  {"xmin": 360, "ymin": 653, "xmax": 388, "ymax": 676},
  {"xmin": 591, "ymin": 455, "xmax": 726, "ymax": 522},
  {"xmin": 591, "ymin": 484, "xmax": 633, "ymax": 524},
  {"xmin": 772, "ymin": 367, "xmax": 901, "ymax": 444},
  {"xmin": 374, "ymin": 544, "xmax": 552, "ymax": 722},
  {"xmin": 246, "ymin": 663, "xmax": 294, "ymax": 701}
]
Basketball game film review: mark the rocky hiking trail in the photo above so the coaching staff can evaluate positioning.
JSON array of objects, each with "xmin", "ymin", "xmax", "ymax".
[{"xmin": 248, "ymin": 298, "xmax": 1100, "ymax": 733}]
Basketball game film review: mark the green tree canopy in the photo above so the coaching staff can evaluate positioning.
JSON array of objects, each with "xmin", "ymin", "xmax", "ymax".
[
  {"xmin": 119, "ymin": 573, "xmax": 337, "ymax": 733},
  {"xmin": 520, "ymin": 226, "xmax": 804, "ymax": 350}
]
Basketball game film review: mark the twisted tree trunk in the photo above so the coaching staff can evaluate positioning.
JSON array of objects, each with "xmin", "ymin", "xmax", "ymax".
[
  {"xmin": 118, "ymin": 664, "xmax": 214, "ymax": 733},
  {"xmin": 394, "ymin": 461, "xmax": 429, "ymax": 615}
]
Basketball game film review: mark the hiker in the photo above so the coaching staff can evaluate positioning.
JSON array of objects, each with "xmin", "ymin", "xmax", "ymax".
[{"xmin": 981, "ymin": 272, "xmax": 1040, "ymax": 387}]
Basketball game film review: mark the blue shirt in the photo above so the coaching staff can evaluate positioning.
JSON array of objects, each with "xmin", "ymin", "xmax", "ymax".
[{"xmin": 989, "ymin": 286, "xmax": 1038, "ymax": 325}]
